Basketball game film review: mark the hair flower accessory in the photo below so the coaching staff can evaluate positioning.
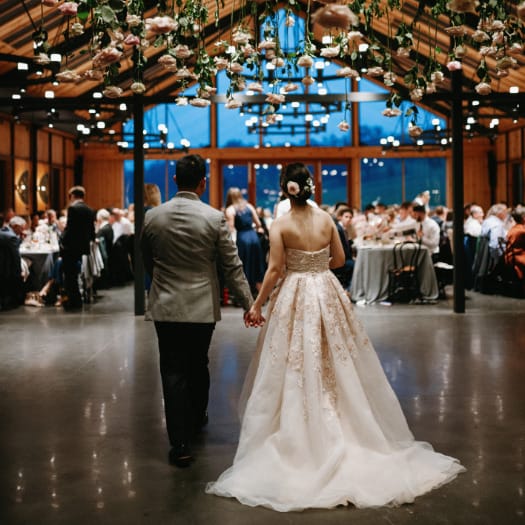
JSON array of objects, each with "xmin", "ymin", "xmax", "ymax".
[
  {"xmin": 305, "ymin": 178, "xmax": 315, "ymax": 193},
  {"xmin": 286, "ymin": 181, "xmax": 300, "ymax": 196}
]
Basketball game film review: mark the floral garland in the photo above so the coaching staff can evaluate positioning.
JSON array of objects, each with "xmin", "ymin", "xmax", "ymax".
[{"xmin": 37, "ymin": 0, "xmax": 525, "ymax": 133}]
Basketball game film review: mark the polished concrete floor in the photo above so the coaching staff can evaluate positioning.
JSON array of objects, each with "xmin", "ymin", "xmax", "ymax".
[{"xmin": 0, "ymin": 285, "xmax": 524, "ymax": 525}]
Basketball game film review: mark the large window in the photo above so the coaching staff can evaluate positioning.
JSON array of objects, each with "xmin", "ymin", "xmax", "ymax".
[
  {"xmin": 361, "ymin": 157, "xmax": 445, "ymax": 209},
  {"xmin": 321, "ymin": 164, "xmax": 348, "ymax": 206},
  {"xmin": 358, "ymin": 79, "xmax": 446, "ymax": 146},
  {"xmin": 124, "ymin": 158, "xmax": 209, "ymax": 207},
  {"xmin": 223, "ymin": 164, "xmax": 248, "ymax": 204},
  {"xmin": 255, "ymin": 163, "xmax": 282, "ymax": 213}
]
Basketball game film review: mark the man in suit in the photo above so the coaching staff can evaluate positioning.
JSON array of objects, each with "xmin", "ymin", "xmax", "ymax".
[
  {"xmin": 60, "ymin": 186, "xmax": 95, "ymax": 310},
  {"xmin": 331, "ymin": 206, "xmax": 354, "ymax": 290},
  {"xmin": 141, "ymin": 154, "xmax": 253, "ymax": 468}
]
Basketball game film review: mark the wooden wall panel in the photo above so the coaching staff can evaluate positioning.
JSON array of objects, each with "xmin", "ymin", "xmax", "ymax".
[
  {"xmin": 64, "ymin": 138, "xmax": 75, "ymax": 167},
  {"xmin": 51, "ymin": 135, "xmax": 64, "ymax": 164},
  {"xmin": 496, "ymin": 164, "xmax": 508, "ymax": 204},
  {"xmin": 0, "ymin": 120, "xmax": 11, "ymax": 156},
  {"xmin": 14, "ymin": 124, "xmax": 30, "ymax": 159},
  {"xmin": 37, "ymin": 130, "xmax": 49, "ymax": 163},
  {"xmin": 462, "ymin": 142, "xmax": 492, "ymax": 210},
  {"xmin": 82, "ymin": 158, "xmax": 123, "ymax": 210},
  {"xmin": 507, "ymin": 129, "xmax": 522, "ymax": 161}
]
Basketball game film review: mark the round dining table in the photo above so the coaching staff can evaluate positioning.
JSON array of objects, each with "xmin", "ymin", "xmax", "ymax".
[
  {"xmin": 19, "ymin": 243, "xmax": 60, "ymax": 291},
  {"xmin": 349, "ymin": 242, "xmax": 439, "ymax": 304}
]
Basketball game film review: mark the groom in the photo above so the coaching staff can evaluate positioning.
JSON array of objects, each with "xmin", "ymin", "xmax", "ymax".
[{"xmin": 141, "ymin": 154, "xmax": 253, "ymax": 467}]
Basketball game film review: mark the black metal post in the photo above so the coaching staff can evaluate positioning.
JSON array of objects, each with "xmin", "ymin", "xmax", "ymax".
[
  {"xmin": 133, "ymin": 96, "xmax": 145, "ymax": 316},
  {"xmin": 451, "ymin": 69, "xmax": 465, "ymax": 313}
]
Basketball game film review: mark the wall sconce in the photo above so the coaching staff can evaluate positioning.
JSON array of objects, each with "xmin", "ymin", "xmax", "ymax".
[
  {"xmin": 16, "ymin": 170, "xmax": 29, "ymax": 205},
  {"xmin": 38, "ymin": 173, "xmax": 49, "ymax": 205}
]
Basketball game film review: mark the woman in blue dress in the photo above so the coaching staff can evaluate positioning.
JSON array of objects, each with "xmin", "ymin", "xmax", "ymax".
[{"xmin": 225, "ymin": 187, "xmax": 266, "ymax": 296}]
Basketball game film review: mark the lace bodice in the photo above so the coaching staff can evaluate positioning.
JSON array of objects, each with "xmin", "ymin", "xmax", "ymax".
[{"xmin": 286, "ymin": 246, "xmax": 330, "ymax": 273}]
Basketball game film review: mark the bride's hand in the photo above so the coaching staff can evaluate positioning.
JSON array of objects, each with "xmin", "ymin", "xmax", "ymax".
[{"xmin": 244, "ymin": 305, "xmax": 265, "ymax": 327}]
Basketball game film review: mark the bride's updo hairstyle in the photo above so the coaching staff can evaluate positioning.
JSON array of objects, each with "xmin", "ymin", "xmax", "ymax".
[{"xmin": 280, "ymin": 163, "xmax": 315, "ymax": 205}]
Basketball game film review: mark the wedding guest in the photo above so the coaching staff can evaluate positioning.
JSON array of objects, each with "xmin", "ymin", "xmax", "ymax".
[
  {"xmin": 414, "ymin": 189, "xmax": 431, "ymax": 211},
  {"xmin": 2, "ymin": 207, "xmax": 15, "ymax": 227},
  {"xmin": 464, "ymin": 204, "xmax": 484, "ymax": 237},
  {"xmin": 0, "ymin": 229, "xmax": 24, "ymax": 310},
  {"xmin": 95, "ymin": 208, "xmax": 113, "ymax": 289},
  {"xmin": 45, "ymin": 209, "xmax": 60, "ymax": 235},
  {"xmin": 274, "ymin": 191, "xmax": 318, "ymax": 218},
  {"xmin": 412, "ymin": 204, "xmax": 440, "ymax": 257},
  {"xmin": 481, "ymin": 203, "xmax": 508, "ymax": 259},
  {"xmin": 331, "ymin": 205, "xmax": 354, "ymax": 289},
  {"xmin": 504, "ymin": 205, "xmax": 525, "ymax": 296},
  {"xmin": 60, "ymin": 186, "xmax": 95, "ymax": 310},
  {"xmin": 144, "ymin": 183, "xmax": 162, "ymax": 212},
  {"xmin": 225, "ymin": 187, "xmax": 266, "ymax": 295},
  {"xmin": 110, "ymin": 207, "xmax": 133, "ymax": 244},
  {"xmin": 141, "ymin": 154, "xmax": 253, "ymax": 468},
  {"xmin": 390, "ymin": 201, "xmax": 417, "ymax": 235},
  {"xmin": 2, "ymin": 215, "xmax": 27, "ymax": 245}
]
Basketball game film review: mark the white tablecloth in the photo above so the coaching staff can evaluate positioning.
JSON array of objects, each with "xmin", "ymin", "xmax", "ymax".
[{"xmin": 19, "ymin": 245, "xmax": 59, "ymax": 290}]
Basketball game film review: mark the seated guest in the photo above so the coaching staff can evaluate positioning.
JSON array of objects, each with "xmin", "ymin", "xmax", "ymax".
[
  {"xmin": 2, "ymin": 208, "xmax": 15, "ymax": 228},
  {"xmin": 412, "ymin": 204, "xmax": 440, "ymax": 258},
  {"xmin": 464, "ymin": 204, "xmax": 484, "ymax": 238},
  {"xmin": 110, "ymin": 207, "xmax": 133, "ymax": 244},
  {"xmin": 0, "ymin": 229, "xmax": 24, "ymax": 310},
  {"xmin": 95, "ymin": 208, "xmax": 113, "ymax": 289},
  {"xmin": 504, "ymin": 205, "xmax": 525, "ymax": 296},
  {"xmin": 481, "ymin": 203, "xmax": 508, "ymax": 261},
  {"xmin": 2, "ymin": 216, "xmax": 27, "ymax": 246},
  {"xmin": 390, "ymin": 201, "xmax": 417, "ymax": 236},
  {"xmin": 331, "ymin": 206, "xmax": 354, "ymax": 290}
]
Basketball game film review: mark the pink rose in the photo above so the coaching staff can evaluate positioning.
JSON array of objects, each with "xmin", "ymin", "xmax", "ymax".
[
  {"xmin": 446, "ymin": 60, "xmax": 462, "ymax": 71},
  {"xmin": 92, "ymin": 47, "xmax": 123, "ymax": 68},
  {"xmin": 286, "ymin": 181, "xmax": 300, "ymax": 196},
  {"xmin": 145, "ymin": 16, "xmax": 178, "ymax": 35},
  {"xmin": 124, "ymin": 34, "xmax": 141, "ymax": 47},
  {"xmin": 58, "ymin": 2, "xmax": 78, "ymax": 16}
]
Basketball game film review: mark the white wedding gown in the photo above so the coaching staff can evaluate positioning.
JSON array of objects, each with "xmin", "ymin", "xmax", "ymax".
[{"xmin": 206, "ymin": 246, "xmax": 465, "ymax": 511}]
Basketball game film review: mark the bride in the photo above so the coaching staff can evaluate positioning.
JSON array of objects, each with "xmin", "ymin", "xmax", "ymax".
[{"xmin": 206, "ymin": 163, "xmax": 465, "ymax": 511}]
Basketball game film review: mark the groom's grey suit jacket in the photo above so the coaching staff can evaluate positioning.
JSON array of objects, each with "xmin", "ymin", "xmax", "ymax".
[{"xmin": 141, "ymin": 191, "xmax": 253, "ymax": 322}]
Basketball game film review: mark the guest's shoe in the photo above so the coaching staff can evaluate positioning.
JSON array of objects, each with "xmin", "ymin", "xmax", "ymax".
[{"xmin": 169, "ymin": 443, "xmax": 193, "ymax": 468}]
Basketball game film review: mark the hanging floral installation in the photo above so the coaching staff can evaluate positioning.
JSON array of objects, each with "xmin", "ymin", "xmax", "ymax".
[{"xmin": 36, "ymin": 0, "xmax": 525, "ymax": 133}]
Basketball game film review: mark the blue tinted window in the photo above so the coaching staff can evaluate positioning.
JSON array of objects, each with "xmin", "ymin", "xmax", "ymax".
[
  {"xmin": 223, "ymin": 165, "xmax": 248, "ymax": 203},
  {"xmin": 361, "ymin": 157, "xmax": 403, "ymax": 208},
  {"xmin": 358, "ymin": 79, "xmax": 446, "ymax": 146},
  {"xmin": 405, "ymin": 158, "xmax": 446, "ymax": 206},
  {"xmin": 255, "ymin": 163, "xmax": 282, "ymax": 212},
  {"xmin": 124, "ymin": 158, "xmax": 209, "ymax": 207},
  {"xmin": 321, "ymin": 164, "xmax": 349, "ymax": 206},
  {"xmin": 360, "ymin": 157, "xmax": 446, "ymax": 209}
]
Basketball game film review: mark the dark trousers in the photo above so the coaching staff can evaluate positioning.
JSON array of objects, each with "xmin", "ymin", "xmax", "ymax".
[
  {"xmin": 154, "ymin": 321, "xmax": 215, "ymax": 447},
  {"xmin": 62, "ymin": 252, "xmax": 82, "ymax": 306}
]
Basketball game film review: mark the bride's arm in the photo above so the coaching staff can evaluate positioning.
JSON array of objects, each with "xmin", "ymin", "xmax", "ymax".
[{"xmin": 246, "ymin": 224, "xmax": 285, "ymax": 326}]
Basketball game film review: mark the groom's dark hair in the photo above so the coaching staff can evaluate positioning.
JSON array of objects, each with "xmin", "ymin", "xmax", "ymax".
[{"xmin": 176, "ymin": 154, "xmax": 206, "ymax": 190}]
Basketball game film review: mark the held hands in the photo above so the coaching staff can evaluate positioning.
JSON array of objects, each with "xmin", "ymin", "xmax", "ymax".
[{"xmin": 244, "ymin": 304, "xmax": 266, "ymax": 328}]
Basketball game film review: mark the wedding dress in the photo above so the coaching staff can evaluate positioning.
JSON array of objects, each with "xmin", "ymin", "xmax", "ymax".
[{"xmin": 206, "ymin": 246, "xmax": 465, "ymax": 511}]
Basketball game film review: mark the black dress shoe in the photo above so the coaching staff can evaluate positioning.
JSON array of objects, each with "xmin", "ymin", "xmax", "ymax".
[{"xmin": 169, "ymin": 444, "xmax": 193, "ymax": 468}]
